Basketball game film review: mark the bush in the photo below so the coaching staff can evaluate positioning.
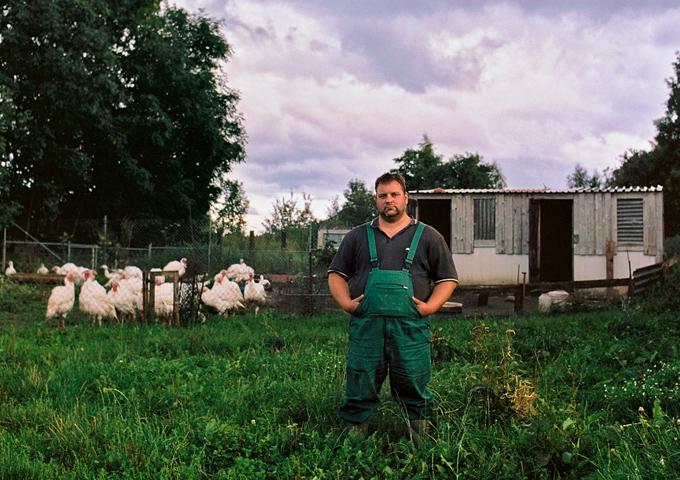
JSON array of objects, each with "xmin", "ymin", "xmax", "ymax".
[
  {"xmin": 637, "ymin": 264, "xmax": 680, "ymax": 313},
  {"xmin": 663, "ymin": 234, "xmax": 680, "ymax": 262},
  {"xmin": 0, "ymin": 277, "xmax": 43, "ymax": 314}
]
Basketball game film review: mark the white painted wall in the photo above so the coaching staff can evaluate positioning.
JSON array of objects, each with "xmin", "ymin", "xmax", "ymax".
[
  {"xmin": 453, "ymin": 246, "xmax": 528, "ymax": 285},
  {"xmin": 456, "ymin": 248, "xmax": 659, "ymax": 285}
]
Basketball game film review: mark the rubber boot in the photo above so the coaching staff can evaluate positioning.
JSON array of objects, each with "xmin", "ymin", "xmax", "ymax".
[
  {"xmin": 409, "ymin": 419, "xmax": 431, "ymax": 445},
  {"xmin": 347, "ymin": 422, "xmax": 369, "ymax": 439}
]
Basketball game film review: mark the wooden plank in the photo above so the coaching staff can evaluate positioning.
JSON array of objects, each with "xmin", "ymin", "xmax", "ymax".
[
  {"xmin": 529, "ymin": 200, "xmax": 540, "ymax": 282},
  {"xmin": 504, "ymin": 194, "xmax": 514, "ymax": 254},
  {"xmin": 519, "ymin": 195, "xmax": 529, "ymax": 255},
  {"xmin": 451, "ymin": 195, "xmax": 463, "ymax": 254},
  {"xmin": 573, "ymin": 195, "xmax": 585, "ymax": 254},
  {"xmin": 512, "ymin": 199, "xmax": 521, "ymax": 254},
  {"xmin": 527, "ymin": 277, "xmax": 630, "ymax": 292},
  {"xmin": 603, "ymin": 192, "xmax": 614, "ymax": 253},
  {"xmin": 633, "ymin": 262, "xmax": 663, "ymax": 276},
  {"xmin": 464, "ymin": 196, "xmax": 474, "ymax": 254},
  {"xmin": 606, "ymin": 239, "xmax": 614, "ymax": 301},
  {"xmin": 5, "ymin": 273, "xmax": 65, "ymax": 284},
  {"xmin": 595, "ymin": 193, "xmax": 605, "ymax": 255},
  {"xmin": 657, "ymin": 193, "xmax": 664, "ymax": 263},
  {"xmin": 644, "ymin": 194, "xmax": 656, "ymax": 256},
  {"xmin": 496, "ymin": 195, "xmax": 506, "ymax": 254}
]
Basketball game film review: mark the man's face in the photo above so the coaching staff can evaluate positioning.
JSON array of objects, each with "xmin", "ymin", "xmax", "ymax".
[{"xmin": 375, "ymin": 180, "xmax": 408, "ymax": 222}]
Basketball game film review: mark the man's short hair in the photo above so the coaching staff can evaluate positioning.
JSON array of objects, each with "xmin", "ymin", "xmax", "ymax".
[{"xmin": 375, "ymin": 171, "xmax": 407, "ymax": 193}]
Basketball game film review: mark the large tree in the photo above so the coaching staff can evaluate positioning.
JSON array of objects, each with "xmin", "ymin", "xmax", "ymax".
[
  {"xmin": 612, "ymin": 54, "xmax": 680, "ymax": 237},
  {"xmin": 394, "ymin": 136, "xmax": 506, "ymax": 190},
  {"xmin": 0, "ymin": 1, "xmax": 245, "ymax": 241}
]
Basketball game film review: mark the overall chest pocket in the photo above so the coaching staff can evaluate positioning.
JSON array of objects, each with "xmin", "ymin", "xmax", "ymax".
[{"xmin": 364, "ymin": 271, "xmax": 420, "ymax": 318}]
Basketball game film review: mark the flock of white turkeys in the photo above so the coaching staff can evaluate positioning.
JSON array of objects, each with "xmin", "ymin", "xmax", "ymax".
[{"xmin": 4, "ymin": 258, "xmax": 269, "ymax": 328}]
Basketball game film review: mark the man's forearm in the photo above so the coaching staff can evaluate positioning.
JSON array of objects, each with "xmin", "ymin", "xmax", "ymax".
[
  {"xmin": 421, "ymin": 281, "xmax": 457, "ymax": 315},
  {"xmin": 328, "ymin": 272, "xmax": 352, "ymax": 310}
]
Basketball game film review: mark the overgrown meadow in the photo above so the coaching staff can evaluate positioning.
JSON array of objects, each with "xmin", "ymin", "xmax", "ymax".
[{"xmin": 0, "ymin": 279, "xmax": 678, "ymax": 479}]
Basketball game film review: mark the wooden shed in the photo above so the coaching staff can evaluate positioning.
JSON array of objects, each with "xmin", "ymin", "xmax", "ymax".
[{"xmin": 409, "ymin": 186, "xmax": 664, "ymax": 285}]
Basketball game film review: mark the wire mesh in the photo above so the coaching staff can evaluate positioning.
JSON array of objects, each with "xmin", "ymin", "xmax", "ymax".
[{"xmin": 3, "ymin": 219, "xmax": 340, "ymax": 318}]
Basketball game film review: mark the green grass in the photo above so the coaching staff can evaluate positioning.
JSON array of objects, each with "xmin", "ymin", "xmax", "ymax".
[{"xmin": 0, "ymin": 279, "xmax": 678, "ymax": 478}]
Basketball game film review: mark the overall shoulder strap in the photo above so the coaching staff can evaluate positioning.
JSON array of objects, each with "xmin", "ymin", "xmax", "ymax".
[
  {"xmin": 404, "ymin": 222, "xmax": 426, "ymax": 270},
  {"xmin": 365, "ymin": 223, "xmax": 379, "ymax": 268}
]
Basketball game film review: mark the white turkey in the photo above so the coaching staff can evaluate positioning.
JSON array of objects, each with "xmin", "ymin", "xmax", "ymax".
[
  {"xmin": 4, "ymin": 260, "xmax": 16, "ymax": 276},
  {"xmin": 153, "ymin": 275, "xmax": 175, "ymax": 325},
  {"xmin": 244, "ymin": 274, "xmax": 270, "ymax": 315},
  {"xmin": 201, "ymin": 282, "xmax": 244, "ymax": 315},
  {"xmin": 107, "ymin": 280, "xmax": 138, "ymax": 324},
  {"xmin": 79, "ymin": 269, "xmax": 118, "ymax": 326},
  {"xmin": 149, "ymin": 267, "xmax": 165, "ymax": 284},
  {"xmin": 119, "ymin": 276, "xmax": 143, "ymax": 313},
  {"xmin": 122, "ymin": 265, "xmax": 143, "ymax": 280},
  {"xmin": 225, "ymin": 259, "xmax": 254, "ymax": 283},
  {"xmin": 163, "ymin": 258, "xmax": 187, "ymax": 278},
  {"xmin": 36, "ymin": 263, "xmax": 49, "ymax": 275},
  {"xmin": 52, "ymin": 262, "xmax": 86, "ymax": 285},
  {"xmin": 45, "ymin": 273, "xmax": 76, "ymax": 329},
  {"xmin": 100, "ymin": 264, "xmax": 123, "ymax": 287}
]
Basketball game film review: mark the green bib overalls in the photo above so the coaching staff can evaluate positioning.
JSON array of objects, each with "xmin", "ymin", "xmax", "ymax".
[{"xmin": 339, "ymin": 222, "xmax": 433, "ymax": 424}]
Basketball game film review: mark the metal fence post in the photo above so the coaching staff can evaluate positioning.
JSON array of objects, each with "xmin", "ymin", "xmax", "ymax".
[
  {"xmin": 67, "ymin": 242, "xmax": 71, "ymax": 262},
  {"xmin": 148, "ymin": 243, "xmax": 152, "ymax": 260},
  {"xmin": 307, "ymin": 224, "xmax": 313, "ymax": 315},
  {"xmin": 2, "ymin": 227, "xmax": 6, "ymax": 273},
  {"xmin": 207, "ymin": 220, "xmax": 212, "ymax": 275}
]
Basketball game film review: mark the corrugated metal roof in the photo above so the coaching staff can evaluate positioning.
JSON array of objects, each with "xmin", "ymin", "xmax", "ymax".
[{"xmin": 409, "ymin": 186, "xmax": 664, "ymax": 194}]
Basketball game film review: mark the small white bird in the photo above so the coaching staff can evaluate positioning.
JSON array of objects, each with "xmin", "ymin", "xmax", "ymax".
[
  {"xmin": 36, "ymin": 263, "xmax": 49, "ymax": 275},
  {"xmin": 4, "ymin": 260, "xmax": 16, "ymax": 276},
  {"xmin": 244, "ymin": 274, "xmax": 269, "ymax": 315},
  {"xmin": 46, "ymin": 273, "xmax": 76, "ymax": 329}
]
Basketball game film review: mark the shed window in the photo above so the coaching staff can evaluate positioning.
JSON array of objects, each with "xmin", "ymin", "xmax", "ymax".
[
  {"xmin": 474, "ymin": 197, "xmax": 495, "ymax": 241},
  {"xmin": 617, "ymin": 198, "xmax": 643, "ymax": 243}
]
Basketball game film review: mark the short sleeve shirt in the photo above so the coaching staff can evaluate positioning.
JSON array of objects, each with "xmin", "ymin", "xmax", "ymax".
[{"xmin": 328, "ymin": 218, "xmax": 458, "ymax": 301}]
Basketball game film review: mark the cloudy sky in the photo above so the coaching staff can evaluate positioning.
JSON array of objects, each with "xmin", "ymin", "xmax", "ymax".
[{"xmin": 172, "ymin": 0, "xmax": 680, "ymax": 232}]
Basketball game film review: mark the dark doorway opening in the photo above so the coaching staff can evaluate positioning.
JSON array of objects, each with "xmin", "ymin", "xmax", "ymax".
[
  {"xmin": 414, "ymin": 199, "xmax": 451, "ymax": 248},
  {"xmin": 529, "ymin": 199, "xmax": 573, "ymax": 283}
]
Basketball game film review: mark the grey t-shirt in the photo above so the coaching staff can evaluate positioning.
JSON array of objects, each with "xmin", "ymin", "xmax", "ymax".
[{"xmin": 328, "ymin": 218, "xmax": 458, "ymax": 301}]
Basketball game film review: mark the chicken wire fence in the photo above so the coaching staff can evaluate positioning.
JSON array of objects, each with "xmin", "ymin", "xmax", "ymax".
[{"xmin": 3, "ymin": 219, "xmax": 340, "ymax": 317}]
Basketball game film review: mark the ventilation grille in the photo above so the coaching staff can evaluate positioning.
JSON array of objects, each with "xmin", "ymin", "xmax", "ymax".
[{"xmin": 617, "ymin": 198, "xmax": 643, "ymax": 243}]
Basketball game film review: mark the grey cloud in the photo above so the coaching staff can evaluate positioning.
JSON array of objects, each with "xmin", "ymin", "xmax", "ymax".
[
  {"xmin": 223, "ymin": 0, "xmax": 680, "ymax": 21},
  {"xmin": 497, "ymin": 155, "xmax": 571, "ymax": 189},
  {"xmin": 338, "ymin": 21, "xmax": 503, "ymax": 92}
]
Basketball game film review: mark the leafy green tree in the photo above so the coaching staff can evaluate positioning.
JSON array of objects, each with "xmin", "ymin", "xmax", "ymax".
[
  {"xmin": 262, "ymin": 192, "xmax": 316, "ymax": 233},
  {"xmin": 441, "ymin": 153, "xmax": 506, "ymax": 189},
  {"xmin": 334, "ymin": 179, "xmax": 375, "ymax": 227},
  {"xmin": 612, "ymin": 54, "xmax": 680, "ymax": 237},
  {"xmin": 0, "ymin": 85, "xmax": 21, "ymax": 226},
  {"xmin": 566, "ymin": 163, "xmax": 610, "ymax": 188},
  {"xmin": 394, "ymin": 135, "xmax": 506, "ymax": 190},
  {"xmin": 393, "ymin": 135, "xmax": 445, "ymax": 190},
  {"xmin": 211, "ymin": 179, "xmax": 249, "ymax": 236},
  {"xmin": 0, "ymin": 1, "xmax": 245, "ymax": 241}
]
